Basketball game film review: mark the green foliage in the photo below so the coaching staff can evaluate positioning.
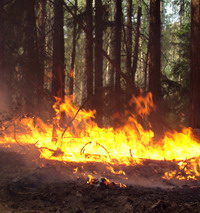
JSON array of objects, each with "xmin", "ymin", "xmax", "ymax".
[
  {"xmin": 0, "ymin": 0, "xmax": 194, "ymax": 126},
  {"xmin": 162, "ymin": 0, "xmax": 190, "ymax": 127}
]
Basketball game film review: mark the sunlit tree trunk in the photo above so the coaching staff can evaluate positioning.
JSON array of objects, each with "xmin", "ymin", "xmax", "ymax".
[
  {"xmin": 23, "ymin": 0, "xmax": 40, "ymax": 113},
  {"xmin": 69, "ymin": 0, "xmax": 77, "ymax": 96},
  {"xmin": 52, "ymin": 0, "xmax": 65, "ymax": 99},
  {"xmin": 94, "ymin": 0, "xmax": 103, "ymax": 126},
  {"xmin": 85, "ymin": 0, "xmax": 93, "ymax": 99},
  {"xmin": 190, "ymin": 0, "xmax": 200, "ymax": 128},
  {"xmin": 148, "ymin": 0, "xmax": 161, "ymax": 101},
  {"xmin": 114, "ymin": 0, "xmax": 122, "ymax": 92}
]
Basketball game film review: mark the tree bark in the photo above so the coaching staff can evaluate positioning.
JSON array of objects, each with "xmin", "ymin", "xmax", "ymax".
[
  {"xmin": 37, "ymin": 0, "xmax": 46, "ymax": 109},
  {"xmin": 126, "ymin": 0, "xmax": 132, "ymax": 79},
  {"xmin": 69, "ymin": 0, "xmax": 77, "ymax": 96},
  {"xmin": 94, "ymin": 0, "xmax": 103, "ymax": 126},
  {"xmin": 52, "ymin": 0, "xmax": 65, "ymax": 100},
  {"xmin": 85, "ymin": 0, "xmax": 93, "ymax": 98},
  {"xmin": 190, "ymin": 0, "xmax": 200, "ymax": 128},
  {"xmin": 148, "ymin": 0, "xmax": 164, "ymax": 139},
  {"xmin": 23, "ymin": 0, "xmax": 40, "ymax": 113},
  {"xmin": 148, "ymin": 0, "xmax": 161, "ymax": 102},
  {"xmin": 0, "ymin": 0, "xmax": 7, "ymax": 111},
  {"xmin": 52, "ymin": 0, "xmax": 65, "ymax": 141},
  {"xmin": 0, "ymin": 0, "xmax": 4, "ymax": 81},
  {"xmin": 114, "ymin": 0, "xmax": 122, "ymax": 92}
]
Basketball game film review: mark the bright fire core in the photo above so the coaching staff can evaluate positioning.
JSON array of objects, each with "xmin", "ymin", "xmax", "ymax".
[{"xmin": 1, "ymin": 93, "xmax": 200, "ymax": 181}]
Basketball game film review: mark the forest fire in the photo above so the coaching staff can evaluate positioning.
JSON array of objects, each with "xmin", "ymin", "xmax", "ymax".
[{"xmin": 1, "ymin": 93, "xmax": 200, "ymax": 184}]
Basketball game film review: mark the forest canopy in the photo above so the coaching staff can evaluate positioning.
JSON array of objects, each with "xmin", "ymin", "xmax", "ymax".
[{"xmin": 0, "ymin": 0, "xmax": 198, "ymax": 133}]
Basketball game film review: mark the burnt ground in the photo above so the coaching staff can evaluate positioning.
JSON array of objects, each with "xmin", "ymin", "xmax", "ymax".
[{"xmin": 0, "ymin": 148, "xmax": 200, "ymax": 213}]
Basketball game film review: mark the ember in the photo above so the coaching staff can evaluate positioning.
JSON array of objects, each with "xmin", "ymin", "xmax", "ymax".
[{"xmin": 87, "ymin": 175, "xmax": 127, "ymax": 188}]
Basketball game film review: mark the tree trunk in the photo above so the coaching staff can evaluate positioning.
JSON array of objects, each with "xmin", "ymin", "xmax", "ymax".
[
  {"xmin": 0, "ymin": 0, "xmax": 7, "ymax": 111},
  {"xmin": 23, "ymin": 0, "xmax": 40, "ymax": 113},
  {"xmin": 0, "ymin": 0, "xmax": 4, "ymax": 82},
  {"xmin": 69, "ymin": 0, "xmax": 77, "ymax": 96},
  {"xmin": 52, "ymin": 0, "xmax": 65, "ymax": 100},
  {"xmin": 107, "ymin": 34, "xmax": 114, "ymax": 88},
  {"xmin": 37, "ymin": 0, "xmax": 46, "ymax": 111},
  {"xmin": 126, "ymin": 0, "xmax": 132, "ymax": 80},
  {"xmin": 148, "ymin": 0, "xmax": 164, "ymax": 139},
  {"xmin": 52, "ymin": 0, "xmax": 65, "ymax": 141},
  {"xmin": 94, "ymin": 0, "xmax": 103, "ymax": 126},
  {"xmin": 148, "ymin": 0, "xmax": 161, "ymax": 101},
  {"xmin": 190, "ymin": 0, "xmax": 200, "ymax": 128},
  {"xmin": 132, "ymin": 6, "xmax": 142, "ymax": 87},
  {"xmin": 85, "ymin": 0, "xmax": 93, "ymax": 99},
  {"xmin": 114, "ymin": 0, "xmax": 122, "ymax": 92}
]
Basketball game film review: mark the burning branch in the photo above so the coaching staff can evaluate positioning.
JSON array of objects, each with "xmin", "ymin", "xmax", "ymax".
[
  {"xmin": 37, "ymin": 147, "xmax": 64, "ymax": 158},
  {"xmin": 80, "ymin": 141, "xmax": 111, "ymax": 161},
  {"xmin": 61, "ymin": 98, "xmax": 89, "ymax": 139}
]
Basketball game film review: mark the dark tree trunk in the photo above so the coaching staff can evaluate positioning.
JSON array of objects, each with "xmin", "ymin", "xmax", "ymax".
[
  {"xmin": 85, "ymin": 0, "xmax": 93, "ymax": 98},
  {"xmin": 148, "ymin": 0, "xmax": 161, "ymax": 101},
  {"xmin": 0, "ymin": 0, "xmax": 4, "ymax": 81},
  {"xmin": 107, "ymin": 35, "xmax": 114, "ymax": 88},
  {"xmin": 132, "ymin": 7, "xmax": 142, "ymax": 87},
  {"xmin": 37, "ymin": 0, "xmax": 46, "ymax": 109},
  {"xmin": 23, "ymin": 0, "xmax": 40, "ymax": 113},
  {"xmin": 148, "ymin": 0, "xmax": 164, "ymax": 139},
  {"xmin": 38, "ymin": 0, "xmax": 46, "ymax": 87},
  {"xmin": 126, "ymin": 0, "xmax": 132, "ymax": 79},
  {"xmin": 94, "ymin": 0, "xmax": 103, "ymax": 126},
  {"xmin": 69, "ymin": 0, "xmax": 77, "ymax": 96},
  {"xmin": 0, "ymin": 0, "xmax": 8, "ymax": 111},
  {"xmin": 114, "ymin": 0, "xmax": 122, "ymax": 92},
  {"xmin": 190, "ymin": 0, "xmax": 200, "ymax": 128},
  {"xmin": 52, "ymin": 0, "xmax": 65, "ymax": 141},
  {"xmin": 52, "ymin": 0, "xmax": 65, "ymax": 100}
]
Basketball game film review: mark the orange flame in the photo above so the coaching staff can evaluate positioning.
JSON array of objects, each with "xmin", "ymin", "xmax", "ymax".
[{"xmin": 1, "ymin": 93, "xmax": 200, "ymax": 182}]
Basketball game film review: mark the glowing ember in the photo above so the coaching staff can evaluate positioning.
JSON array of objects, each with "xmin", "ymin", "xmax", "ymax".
[
  {"xmin": 1, "ymin": 93, "xmax": 200, "ymax": 182},
  {"xmin": 87, "ymin": 175, "xmax": 126, "ymax": 188}
]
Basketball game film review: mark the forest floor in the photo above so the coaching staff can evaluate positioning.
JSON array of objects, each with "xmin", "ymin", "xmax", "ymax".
[{"xmin": 0, "ymin": 146, "xmax": 200, "ymax": 213}]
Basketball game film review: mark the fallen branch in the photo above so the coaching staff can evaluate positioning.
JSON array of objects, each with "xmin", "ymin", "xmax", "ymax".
[
  {"xmin": 80, "ymin": 141, "xmax": 111, "ymax": 161},
  {"xmin": 61, "ymin": 98, "xmax": 89, "ymax": 139}
]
